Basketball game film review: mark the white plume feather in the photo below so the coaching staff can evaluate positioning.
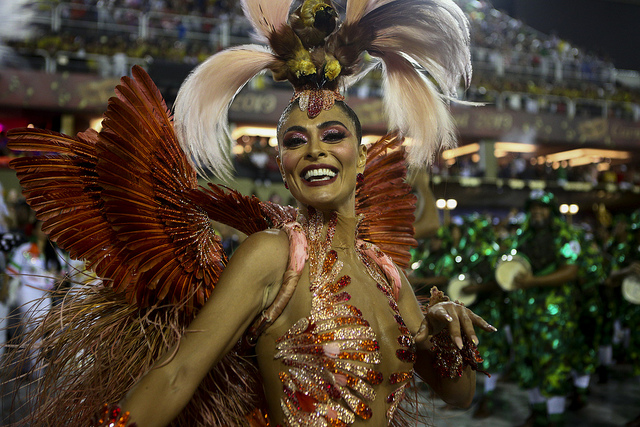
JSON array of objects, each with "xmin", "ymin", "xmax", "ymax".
[
  {"xmin": 345, "ymin": 0, "xmax": 396, "ymax": 24},
  {"xmin": 381, "ymin": 51, "xmax": 456, "ymax": 169},
  {"xmin": 174, "ymin": 45, "xmax": 275, "ymax": 180},
  {"xmin": 346, "ymin": 0, "xmax": 471, "ymax": 166},
  {"xmin": 339, "ymin": 57, "xmax": 382, "ymax": 91},
  {"xmin": 241, "ymin": 0, "xmax": 296, "ymax": 43},
  {"xmin": 1, "ymin": 0, "xmax": 34, "ymax": 41},
  {"xmin": 363, "ymin": 0, "xmax": 471, "ymax": 95},
  {"xmin": 345, "ymin": 0, "xmax": 371, "ymax": 24}
]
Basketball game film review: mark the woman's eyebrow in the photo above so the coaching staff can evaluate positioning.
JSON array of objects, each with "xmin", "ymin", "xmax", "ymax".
[
  {"xmin": 283, "ymin": 125, "xmax": 307, "ymax": 135},
  {"xmin": 317, "ymin": 120, "xmax": 346, "ymax": 130}
]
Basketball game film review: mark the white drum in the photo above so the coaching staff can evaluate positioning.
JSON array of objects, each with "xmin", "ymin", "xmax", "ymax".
[
  {"xmin": 495, "ymin": 253, "xmax": 532, "ymax": 291},
  {"xmin": 622, "ymin": 275, "xmax": 640, "ymax": 305},
  {"xmin": 447, "ymin": 274, "xmax": 477, "ymax": 306}
]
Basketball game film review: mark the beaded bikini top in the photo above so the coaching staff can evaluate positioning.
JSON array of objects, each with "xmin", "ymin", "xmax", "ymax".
[{"xmin": 275, "ymin": 209, "xmax": 416, "ymax": 425}]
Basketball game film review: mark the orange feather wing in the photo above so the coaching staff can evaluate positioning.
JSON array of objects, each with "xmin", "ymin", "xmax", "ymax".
[
  {"xmin": 356, "ymin": 133, "xmax": 417, "ymax": 269},
  {"xmin": 8, "ymin": 66, "xmax": 287, "ymax": 315}
]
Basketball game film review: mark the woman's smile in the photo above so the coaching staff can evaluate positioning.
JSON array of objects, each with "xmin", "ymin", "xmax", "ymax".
[{"xmin": 300, "ymin": 164, "xmax": 339, "ymax": 186}]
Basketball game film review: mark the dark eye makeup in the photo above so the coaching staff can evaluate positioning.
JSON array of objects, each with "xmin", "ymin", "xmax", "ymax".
[
  {"xmin": 321, "ymin": 128, "xmax": 347, "ymax": 142},
  {"xmin": 281, "ymin": 121, "xmax": 351, "ymax": 148},
  {"xmin": 282, "ymin": 132, "xmax": 307, "ymax": 148}
]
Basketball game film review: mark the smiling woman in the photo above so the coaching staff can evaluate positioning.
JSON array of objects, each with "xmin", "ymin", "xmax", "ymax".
[
  {"xmin": 276, "ymin": 101, "xmax": 367, "ymax": 216},
  {"xmin": 5, "ymin": 1, "xmax": 497, "ymax": 426}
]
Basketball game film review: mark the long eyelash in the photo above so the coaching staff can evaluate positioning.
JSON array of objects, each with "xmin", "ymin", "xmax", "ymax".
[
  {"xmin": 323, "ymin": 131, "xmax": 346, "ymax": 141},
  {"xmin": 283, "ymin": 136, "xmax": 306, "ymax": 147}
]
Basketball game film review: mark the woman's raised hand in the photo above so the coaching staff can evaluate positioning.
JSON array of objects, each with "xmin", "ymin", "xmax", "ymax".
[{"xmin": 423, "ymin": 301, "xmax": 496, "ymax": 349}]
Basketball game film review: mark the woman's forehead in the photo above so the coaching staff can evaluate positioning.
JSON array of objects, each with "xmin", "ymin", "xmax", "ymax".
[{"xmin": 281, "ymin": 105, "xmax": 353, "ymax": 134}]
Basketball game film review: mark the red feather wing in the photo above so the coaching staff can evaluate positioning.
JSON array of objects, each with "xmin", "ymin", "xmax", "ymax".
[
  {"xmin": 190, "ymin": 184, "xmax": 297, "ymax": 236},
  {"xmin": 356, "ymin": 133, "xmax": 417, "ymax": 269},
  {"xmin": 8, "ymin": 66, "xmax": 276, "ymax": 315}
]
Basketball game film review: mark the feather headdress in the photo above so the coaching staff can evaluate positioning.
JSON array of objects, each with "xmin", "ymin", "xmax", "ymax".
[{"xmin": 174, "ymin": 0, "xmax": 472, "ymax": 178}]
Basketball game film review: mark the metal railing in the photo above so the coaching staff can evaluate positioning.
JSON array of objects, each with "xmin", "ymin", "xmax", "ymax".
[
  {"xmin": 35, "ymin": 2, "xmax": 618, "ymax": 84},
  {"xmin": 14, "ymin": 48, "xmax": 148, "ymax": 77},
  {"xmin": 494, "ymin": 91, "xmax": 639, "ymax": 121}
]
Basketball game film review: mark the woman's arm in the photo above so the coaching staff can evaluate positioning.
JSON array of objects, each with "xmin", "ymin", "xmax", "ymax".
[
  {"xmin": 413, "ymin": 315, "xmax": 475, "ymax": 408},
  {"xmin": 397, "ymin": 271, "xmax": 495, "ymax": 408},
  {"xmin": 119, "ymin": 229, "xmax": 289, "ymax": 427}
]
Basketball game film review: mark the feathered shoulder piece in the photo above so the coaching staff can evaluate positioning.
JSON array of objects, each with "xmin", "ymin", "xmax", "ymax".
[
  {"xmin": 7, "ymin": 66, "xmax": 413, "ymax": 316},
  {"xmin": 356, "ymin": 132, "xmax": 417, "ymax": 269},
  {"xmin": 176, "ymin": 0, "xmax": 471, "ymax": 179}
]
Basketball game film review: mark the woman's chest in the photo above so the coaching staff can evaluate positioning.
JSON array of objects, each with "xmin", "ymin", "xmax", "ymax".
[{"xmin": 258, "ymin": 247, "xmax": 416, "ymax": 425}]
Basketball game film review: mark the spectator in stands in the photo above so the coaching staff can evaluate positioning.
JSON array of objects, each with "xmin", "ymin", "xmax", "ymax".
[{"xmin": 6, "ymin": 220, "xmax": 59, "ymax": 376}]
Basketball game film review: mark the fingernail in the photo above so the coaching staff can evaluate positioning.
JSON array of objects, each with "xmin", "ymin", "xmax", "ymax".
[
  {"xmin": 455, "ymin": 336, "xmax": 463, "ymax": 349},
  {"xmin": 489, "ymin": 324, "xmax": 497, "ymax": 332},
  {"xmin": 445, "ymin": 314, "xmax": 453, "ymax": 322},
  {"xmin": 472, "ymin": 335, "xmax": 479, "ymax": 346}
]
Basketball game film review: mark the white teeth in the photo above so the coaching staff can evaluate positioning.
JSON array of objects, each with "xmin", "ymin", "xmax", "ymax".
[{"xmin": 304, "ymin": 168, "xmax": 337, "ymax": 181}]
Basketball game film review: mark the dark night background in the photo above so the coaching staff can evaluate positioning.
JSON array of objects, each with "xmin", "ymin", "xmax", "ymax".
[{"xmin": 489, "ymin": 0, "xmax": 640, "ymax": 72}]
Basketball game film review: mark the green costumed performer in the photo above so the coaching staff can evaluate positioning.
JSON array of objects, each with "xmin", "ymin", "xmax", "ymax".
[
  {"xmin": 566, "ymin": 222, "xmax": 607, "ymax": 411},
  {"xmin": 457, "ymin": 214, "xmax": 511, "ymax": 419},
  {"xmin": 605, "ymin": 210, "xmax": 640, "ymax": 427},
  {"xmin": 508, "ymin": 191, "xmax": 581, "ymax": 427}
]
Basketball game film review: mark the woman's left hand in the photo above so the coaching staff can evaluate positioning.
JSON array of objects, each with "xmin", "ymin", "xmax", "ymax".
[{"xmin": 418, "ymin": 301, "xmax": 496, "ymax": 349}]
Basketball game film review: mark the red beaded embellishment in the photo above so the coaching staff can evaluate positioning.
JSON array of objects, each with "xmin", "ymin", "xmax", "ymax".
[
  {"xmin": 292, "ymin": 87, "xmax": 345, "ymax": 119},
  {"xmin": 276, "ymin": 209, "xmax": 386, "ymax": 425},
  {"xmin": 90, "ymin": 404, "xmax": 136, "ymax": 427},
  {"xmin": 395, "ymin": 348, "xmax": 416, "ymax": 363},
  {"xmin": 430, "ymin": 331, "xmax": 486, "ymax": 379},
  {"xmin": 389, "ymin": 371, "xmax": 413, "ymax": 385}
]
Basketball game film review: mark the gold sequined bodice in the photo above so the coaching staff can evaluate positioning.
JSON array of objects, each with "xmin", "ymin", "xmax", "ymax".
[{"xmin": 255, "ymin": 212, "xmax": 421, "ymax": 426}]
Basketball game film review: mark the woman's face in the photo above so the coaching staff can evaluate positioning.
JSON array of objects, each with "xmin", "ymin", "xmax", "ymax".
[{"xmin": 277, "ymin": 105, "xmax": 366, "ymax": 215}]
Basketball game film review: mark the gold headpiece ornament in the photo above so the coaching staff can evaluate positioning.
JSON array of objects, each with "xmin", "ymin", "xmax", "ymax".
[{"xmin": 174, "ymin": 0, "xmax": 472, "ymax": 179}]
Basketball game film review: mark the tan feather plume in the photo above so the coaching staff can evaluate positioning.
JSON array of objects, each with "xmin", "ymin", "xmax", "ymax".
[
  {"xmin": 381, "ymin": 51, "xmax": 456, "ymax": 167},
  {"xmin": 174, "ymin": 45, "xmax": 276, "ymax": 180},
  {"xmin": 331, "ymin": 0, "xmax": 471, "ymax": 166},
  {"xmin": 241, "ymin": 0, "xmax": 295, "ymax": 43},
  {"xmin": 8, "ymin": 66, "xmax": 299, "ymax": 314},
  {"xmin": 6, "ymin": 66, "xmax": 300, "ymax": 426},
  {"xmin": 356, "ymin": 132, "xmax": 417, "ymax": 268}
]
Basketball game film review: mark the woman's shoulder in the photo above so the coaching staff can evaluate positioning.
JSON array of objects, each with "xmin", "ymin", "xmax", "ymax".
[
  {"xmin": 227, "ymin": 229, "xmax": 291, "ymax": 275},
  {"xmin": 239, "ymin": 228, "xmax": 290, "ymax": 254}
]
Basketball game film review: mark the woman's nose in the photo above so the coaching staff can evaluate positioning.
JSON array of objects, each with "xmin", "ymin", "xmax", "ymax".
[{"xmin": 304, "ymin": 138, "xmax": 326, "ymax": 160}]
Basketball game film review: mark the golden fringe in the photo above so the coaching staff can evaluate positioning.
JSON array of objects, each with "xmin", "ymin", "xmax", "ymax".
[{"xmin": 2, "ymin": 285, "xmax": 263, "ymax": 426}]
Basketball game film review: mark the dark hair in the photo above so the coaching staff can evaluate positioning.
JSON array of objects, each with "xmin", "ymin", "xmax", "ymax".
[{"xmin": 277, "ymin": 100, "xmax": 362, "ymax": 144}]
